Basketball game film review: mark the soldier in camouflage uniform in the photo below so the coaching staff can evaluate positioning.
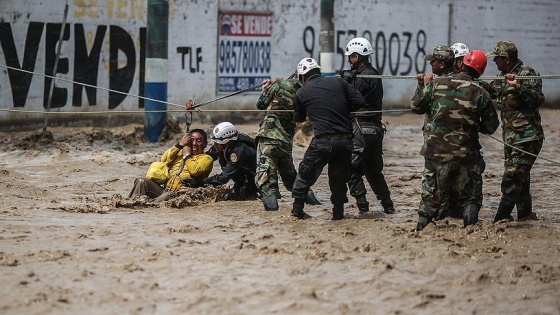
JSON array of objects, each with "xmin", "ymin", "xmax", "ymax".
[
  {"xmin": 255, "ymin": 77, "xmax": 321, "ymax": 211},
  {"xmin": 415, "ymin": 45, "xmax": 455, "ymax": 146},
  {"xmin": 450, "ymin": 43, "xmax": 490, "ymax": 219},
  {"xmin": 411, "ymin": 50, "xmax": 499, "ymax": 231},
  {"xmin": 414, "ymin": 45, "xmax": 467, "ymax": 218},
  {"xmin": 416, "ymin": 45, "xmax": 455, "ymax": 90},
  {"xmin": 486, "ymin": 41, "xmax": 545, "ymax": 222}
]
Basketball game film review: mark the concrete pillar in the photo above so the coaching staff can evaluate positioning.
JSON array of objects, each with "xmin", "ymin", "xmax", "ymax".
[
  {"xmin": 320, "ymin": 0, "xmax": 335, "ymax": 76},
  {"xmin": 144, "ymin": 0, "xmax": 168, "ymax": 142}
]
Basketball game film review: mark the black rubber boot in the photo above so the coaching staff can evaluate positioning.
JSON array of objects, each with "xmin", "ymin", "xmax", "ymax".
[
  {"xmin": 305, "ymin": 189, "xmax": 322, "ymax": 205},
  {"xmin": 356, "ymin": 195, "xmax": 369, "ymax": 214},
  {"xmin": 416, "ymin": 214, "xmax": 430, "ymax": 231},
  {"xmin": 463, "ymin": 203, "xmax": 480, "ymax": 227},
  {"xmin": 262, "ymin": 194, "xmax": 279, "ymax": 211},
  {"xmin": 331, "ymin": 203, "xmax": 344, "ymax": 220},
  {"xmin": 516, "ymin": 199, "xmax": 534, "ymax": 221},
  {"xmin": 291, "ymin": 198, "xmax": 309, "ymax": 219},
  {"xmin": 381, "ymin": 197, "xmax": 395, "ymax": 214},
  {"xmin": 493, "ymin": 198, "xmax": 516, "ymax": 222},
  {"xmin": 357, "ymin": 202, "xmax": 369, "ymax": 214}
]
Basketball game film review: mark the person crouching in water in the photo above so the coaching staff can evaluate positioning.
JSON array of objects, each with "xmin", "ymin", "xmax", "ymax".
[
  {"xmin": 128, "ymin": 129, "xmax": 214, "ymax": 200},
  {"xmin": 183, "ymin": 122, "xmax": 258, "ymax": 201}
]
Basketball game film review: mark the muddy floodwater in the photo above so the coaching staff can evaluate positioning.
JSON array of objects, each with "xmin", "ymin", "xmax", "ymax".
[{"xmin": 1, "ymin": 111, "xmax": 559, "ymax": 314}]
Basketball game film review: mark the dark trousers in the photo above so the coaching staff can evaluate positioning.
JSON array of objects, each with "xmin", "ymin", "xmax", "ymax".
[
  {"xmin": 348, "ymin": 122, "xmax": 391, "ymax": 201},
  {"xmin": 228, "ymin": 173, "xmax": 258, "ymax": 201},
  {"xmin": 292, "ymin": 138, "xmax": 352, "ymax": 206}
]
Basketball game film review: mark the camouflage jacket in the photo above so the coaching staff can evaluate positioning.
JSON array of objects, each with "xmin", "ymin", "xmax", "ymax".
[
  {"xmin": 411, "ymin": 73, "xmax": 500, "ymax": 162},
  {"xmin": 255, "ymin": 79, "xmax": 302, "ymax": 143},
  {"xmin": 488, "ymin": 60, "xmax": 545, "ymax": 145}
]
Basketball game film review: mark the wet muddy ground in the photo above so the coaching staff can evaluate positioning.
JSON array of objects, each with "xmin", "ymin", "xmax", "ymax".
[{"xmin": 1, "ymin": 110, "xmax": 559, "ymax": 314}]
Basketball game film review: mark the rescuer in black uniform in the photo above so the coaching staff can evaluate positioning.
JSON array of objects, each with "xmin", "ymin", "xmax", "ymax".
[
  {"xmin": 183, "ymin": 121, "xmax": 258, "ymax": 201},
  {"xmin": 342, "ymin": 37, "xmax": 395, "ymax": 215},
  {"xmin": 291, "ymin": 58, "xmax": 366, "ymax": 220}
]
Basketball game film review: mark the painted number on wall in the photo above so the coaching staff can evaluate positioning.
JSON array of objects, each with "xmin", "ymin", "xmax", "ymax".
[
  {"xmin": 218, "ymin": 40, "xmax": 271, "ymax": 74},
  {"xmin": 303, "ymin": 27, "xmax": 428, "ymax": 75},
  {"xmin": 217, "ymin": 11, "xmax": 272, "ymax": 93}
]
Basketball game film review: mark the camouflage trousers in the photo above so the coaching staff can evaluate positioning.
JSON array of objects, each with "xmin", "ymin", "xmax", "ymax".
[
  {"xmin": 419, "ymin": 157, "xmax": 481, "ymax": 220},
  {"xmin": 255, "ymin": 138, "xmax": 297, "ymax": 197},
  {"xmin": 501, "ymin": 139, "xmax": 543, "ymax": 204}
]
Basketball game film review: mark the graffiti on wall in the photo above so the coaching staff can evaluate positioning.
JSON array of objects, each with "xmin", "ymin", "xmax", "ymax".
[
  {"xmin": 0, "ymin": 22, "xmax": 143, "ymax": 109},
  {"xmin": 0, "ymin": 0, "xmax": 146, "ymax": 110},
  {"xmin": 176, "ymin": 46, "xmax": 202, "ymax": 72}
]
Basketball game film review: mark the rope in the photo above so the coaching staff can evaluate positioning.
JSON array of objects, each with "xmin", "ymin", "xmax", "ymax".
[
  {"xmin": 0, "ymin": 64, "xmax": 262, "ymax": 111},
  {"xmin": 0, "ymin": 64, "xmax": 187, "ymax": 109},
  {"xmin": 482, "ymin": 133, "xmax": 560, "ymax": 166},
  {"xmin": 1, "ymin": 63, "xmax": 559, "ymax": 166},
  {"xmin": 354, "ymin": 74, "xmax": 560, "ymax": 80},
  {"xmin": 2, "ymin": 63, "xmax": 559, "ymax": 113},
  {"xmin": 190, "ymin": 83, "xmax": 263, "ymax": 109},
  {"xmin": 0, "ymin": 107, "xmax": 416, "ymax": 117}
]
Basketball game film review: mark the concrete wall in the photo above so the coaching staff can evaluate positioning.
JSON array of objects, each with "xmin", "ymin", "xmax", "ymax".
[{"xmin": 1, "ymin": 0, "xmax": 559, "ymax": 130}]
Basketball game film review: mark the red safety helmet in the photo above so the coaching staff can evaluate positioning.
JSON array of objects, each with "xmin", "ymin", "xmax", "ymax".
[{"xmin": 462, "ymin": 50, "xmax": 487, "ymax": 76}]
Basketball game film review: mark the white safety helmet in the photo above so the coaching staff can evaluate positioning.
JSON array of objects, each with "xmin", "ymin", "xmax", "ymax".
[
  {"xmin": 211, "ymin": 122, "xmax": 238, "ymax": 144},
  {"xmin": 450, "ymin": 42, "xmax": 470, "ymax": 58},
  {"xmin": 297, "ymin": 58, "xmax": 321, "ymax": 76},
  {"xmin": 345, "ymin": 37, "xmax": 373, "ymax": 56}
]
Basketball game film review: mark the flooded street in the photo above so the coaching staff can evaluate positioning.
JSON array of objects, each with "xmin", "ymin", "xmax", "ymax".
[{"xmin": 1, "ymin": 111, "xmax": 559, "ymax": 314}]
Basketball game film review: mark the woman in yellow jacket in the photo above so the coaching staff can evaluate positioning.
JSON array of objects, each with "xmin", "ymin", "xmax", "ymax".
[{"xmin": 128, "ymin": 128, "xmax": 214, "ymax": 199}]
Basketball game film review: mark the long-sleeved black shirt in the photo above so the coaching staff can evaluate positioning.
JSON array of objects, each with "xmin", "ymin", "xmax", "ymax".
[
  {"xmin": 203, "ymin": 134, "xmax": 256, "ymax": 186},
  {"xmin": 294, "ymin": 74, "xmax": 365, "ymax": 137},
  {"xmin": 346, "ymin": 64, "xmax": 384, "ymax": 121}
]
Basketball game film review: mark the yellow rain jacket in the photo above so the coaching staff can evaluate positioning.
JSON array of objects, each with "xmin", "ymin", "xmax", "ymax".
[{"xmin": 160, "ymin": 146, "xmax": 214, "ymax": 191}]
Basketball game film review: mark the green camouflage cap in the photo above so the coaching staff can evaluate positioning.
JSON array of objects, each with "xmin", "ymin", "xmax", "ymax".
[
  {"xmin": 424, "ymin": 45, "xmax": 454, "ymax": 62},
  {"xmin": 487, "ymin": 40, "xmax": 518, "ymax": 57}
]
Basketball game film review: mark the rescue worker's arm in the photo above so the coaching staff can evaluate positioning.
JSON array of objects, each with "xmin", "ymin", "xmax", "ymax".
[
  {"xmin": 475, "ymin": 79, "xmax": 492, "ymax": 95},
  {"xmin": 205, "ymin": 145, "xmax": 219, "ymax": 161},
  {"xmin": 479, "ymin": 94, "xmax": 500, "ymax": 135},
  {"xmin": 410, "ymin": 82, "xmax": 433, "ymax": 114},
  {"xmin": 345, "ymin": 80, "xmax": 366, "ymax": 112},
  {"xmin": 340, "ymin": 69, "xmax": 357, "ymax": 82},
  {"xmin": 256, "ymin": 79, "xmax": 277, "ymax": 110},
  {"xmin": 293, "ymin": 94, "xmax": 307, "ymax": 123},
  {"xmin": 504, "ymin": 73, "xmax": 545, "ymax": 110},
  {"xmin": 416, "ymin": 73, "xmax": 433, "ymax": 91},
  {"xmin": 202, "ymin": 148, "xmax": 245, "ymax": 186},
  {"xmin": 203, "ymin": 162, "xmax": 239, "ymax": 186}
]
